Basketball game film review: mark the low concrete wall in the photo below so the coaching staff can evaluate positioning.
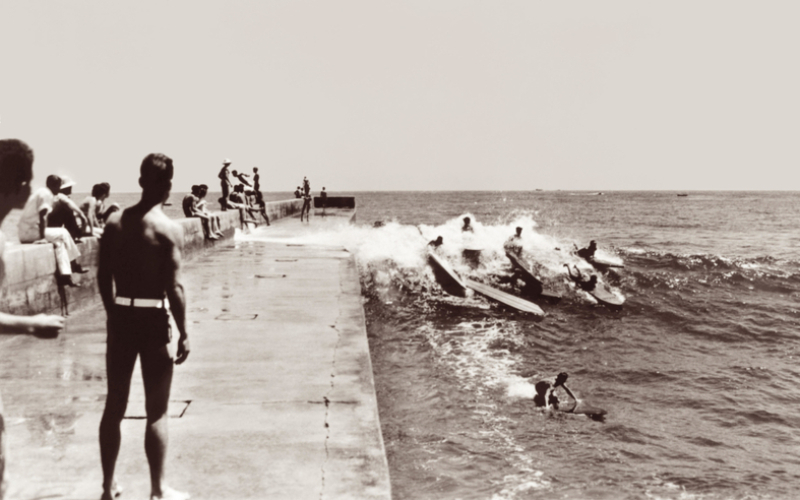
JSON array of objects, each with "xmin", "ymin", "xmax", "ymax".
[
  {"xmin": 314, "ymin": 196, "xmax": 355, "ymax": 209},
  {"xmin": 0, "ymin": 199, "xmax": 304, "ymax": 317}
]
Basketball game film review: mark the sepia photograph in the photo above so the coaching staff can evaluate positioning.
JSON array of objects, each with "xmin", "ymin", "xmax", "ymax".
[{"xmin": 1, "ymin": 1, "xmax": 799, "ymax": 499}]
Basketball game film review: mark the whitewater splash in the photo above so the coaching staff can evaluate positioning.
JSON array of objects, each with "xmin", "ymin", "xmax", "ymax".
[{"xmin": 237, "ymin": 213, "xmax": 625, "ymax": 306}]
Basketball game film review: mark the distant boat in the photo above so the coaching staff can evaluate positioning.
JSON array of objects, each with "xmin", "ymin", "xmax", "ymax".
[{"xmin": 677, "ymin": 193, "xmax": 688, "ymax": 197}]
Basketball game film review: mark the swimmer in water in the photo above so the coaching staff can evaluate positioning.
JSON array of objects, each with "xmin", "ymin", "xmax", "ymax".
[
  {"xmin": 564, "ymin": 264, "xmax": 598, "ymax": 292},
  {"xmin": 461, "ymin": 216, "xmax": 474, "ymax": 233},
  {"xmin": 533, "ymin": 372, "xmax": 576, "ymax": 411}
]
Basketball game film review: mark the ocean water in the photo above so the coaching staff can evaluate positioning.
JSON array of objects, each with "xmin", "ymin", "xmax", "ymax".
[
  {"xmin": 5, "ymin": 190, "xmax": 800, "ymax": 499},
  {"xmin": 245, "ymin": 191, "xmax": 800, "ymax": 500}
]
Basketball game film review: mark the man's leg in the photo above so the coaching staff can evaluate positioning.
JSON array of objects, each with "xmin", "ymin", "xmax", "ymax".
[
  {"xmin": 1, "ymin": 390, "xmax": 6, "ymax": 500},
  {"xmin": 48, "ymin": 200, "xmax": 83, "ymax": 239},
  {"xmin": 44, "ymin": 228, "xmax": 78, "ymax": 276},
  {"xmin": 140, "ymin": 344, "xmax": 186, "ymax": 499},
  {"xmin": 99, "ymin": 333, "xmax": 138, "ymax": 499}
]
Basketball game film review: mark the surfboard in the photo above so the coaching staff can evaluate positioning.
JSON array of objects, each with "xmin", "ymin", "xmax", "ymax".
[
  {"xmin": 587, "ymin": 285, "xmax": 625, "ymax": 309},
  {"xmin": 463, "ymin": 278, "xmax": 545, "ymax": 317},
  {"xmin": 427, "ymin": 250, "xmax": 468, "ymax": 297},
  {"xmin": 506, "ymin": 252, "xmax": 561, "ymax": 303},
  {"xmin": 586, "ymin": 255, "xmax": 625, "ymax": 272},
  {"xmin": 566, "ymin": 400, "xmax": 607, "ymax": 421}
]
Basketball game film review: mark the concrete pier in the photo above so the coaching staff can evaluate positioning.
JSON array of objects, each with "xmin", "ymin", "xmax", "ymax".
[{"xmin": 0, "ymin": 207, "xmax": 391, "ymax": 499}]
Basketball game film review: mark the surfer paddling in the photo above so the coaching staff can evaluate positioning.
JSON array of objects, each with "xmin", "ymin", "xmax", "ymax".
[
  {"xmin": 98, "ymin": 153, "xmax": 190, "ymax": 500},
  {"xmin": 576, "ymin": 240, "xmax": 597, "ymax": 261}
]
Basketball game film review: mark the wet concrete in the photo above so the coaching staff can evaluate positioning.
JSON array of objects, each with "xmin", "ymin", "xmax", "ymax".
[{"xmin": 1, "ymin": 209, "xmax": 390, "ymax": 499}]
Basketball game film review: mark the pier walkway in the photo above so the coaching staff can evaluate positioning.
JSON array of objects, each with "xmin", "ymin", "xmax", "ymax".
[{"xmin": 0, "ymin": 210, "xmax": 391, "ymax": 499}]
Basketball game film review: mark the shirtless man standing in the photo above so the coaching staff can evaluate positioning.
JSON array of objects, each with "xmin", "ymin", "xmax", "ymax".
[{"xmin": 97, "ymin": 153, "xmax": 190, "ymax": 500}]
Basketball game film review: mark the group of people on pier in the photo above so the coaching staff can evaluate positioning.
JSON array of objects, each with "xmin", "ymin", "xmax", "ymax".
[
  {"xmin": 0, "ymin": 139, "xmax": 191, "ymax": 500},
  {"xmin": 0, "ymin": 141, "xmax": 338, "ymax": 499}
]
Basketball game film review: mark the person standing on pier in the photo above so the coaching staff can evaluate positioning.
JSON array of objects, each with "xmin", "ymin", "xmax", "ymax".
[
  {"xmin": 300, "ymin": 191, "xmax": 312, "ymax": 222},
  {"xmin": 0, "ymin": 138, "xmax": 66, "ymax": 499},
  {"xmin": 98, "ymin": 153, "xmax": 190, "ymax": 500},
  {"xmin": 218, "ymin": 159, "xmax": 232, "ymax": 210}
]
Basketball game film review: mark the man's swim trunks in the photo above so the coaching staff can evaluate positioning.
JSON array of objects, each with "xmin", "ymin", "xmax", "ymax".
[{"xmin": 108, "ymin": 305, "xmax": 172, "ymax": 354}]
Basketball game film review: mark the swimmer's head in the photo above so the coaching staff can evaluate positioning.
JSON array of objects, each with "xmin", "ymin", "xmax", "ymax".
[
  {"xmin": 589, "ymin": 240, "xmax": 597, "ymax": 249},
  {"xmin": 516, "ymin": 226, "xmax": 522, "ymax": 236},
  {"xmin": 198, "ymin": 184, "xmax": 208, "ymax": 197},
  {"xmin": 435, "ymin": 236, "xmax": 443, "ymax": 244},
  {"xmin": 0, "ymin": 139, "xmax": 34, "ymax": 212},
  {"xmin": 139, "ymin": 153, "xmax": 173, "ymax": 201},
  {"xmin": 588, "ymin": 275, "xmax": 598, "ymax": 285},
  {"xmin": 463, "ymin": 217, "xmax": 470, "ymax": 224}
]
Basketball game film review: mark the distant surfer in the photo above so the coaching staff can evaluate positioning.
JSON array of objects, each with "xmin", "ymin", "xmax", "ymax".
[
  {"xmin": 576, "ymin": 240, "xmax": 597, "ymax": 261},
  {"xmin": 461, "ymin": 217, "xmax": 473, "ymax": 233},
  {"xmin": 533, "ymin": 372, "xmax": 576, "ymax": 411},
  {"xmin": 564, "ymin": 264, "xmax": 597, "ymax": 292},
  {"xmin": 428, "ymin": 236, "xmax": 443, "ymax": 248},
  {"xmin": 504, "ymin": 227, "xmax": 523, "ymax": 257}
]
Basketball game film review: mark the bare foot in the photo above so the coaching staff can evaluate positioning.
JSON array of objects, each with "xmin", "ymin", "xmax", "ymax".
[
  {"xmin": 101, "ymin": 481, "xmax": 123, "ymax": 500},
  {"xmin": 151, "ymin": 486, "xmax": 190, "ymax": 500}
]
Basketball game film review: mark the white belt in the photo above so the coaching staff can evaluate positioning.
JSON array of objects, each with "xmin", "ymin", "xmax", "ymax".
[{"xmin": 114, "ymin": 296, "xmax": 169, "ymax": 309}]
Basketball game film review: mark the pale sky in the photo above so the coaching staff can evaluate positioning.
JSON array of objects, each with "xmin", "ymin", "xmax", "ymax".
[{"xmin": 1, "ymin": 1, "xmax": 798, "ymax": 192}]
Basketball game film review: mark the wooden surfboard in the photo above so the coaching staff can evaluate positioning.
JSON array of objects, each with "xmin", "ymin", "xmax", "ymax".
[
  {"xmin": 506, "ymin": 252, "xmax": 561, "ymax": 303},
  {"xmin": 587, "ymin": 255, "xmax": 625, "ymax": 272},
  {"xmin": 463, "ymin": 278, "xmax": 545, "ymax": 317},
  {"xmin": 587, "ymin": 285, "xmax": 625, "ymax": 309},
  {"xmin": 427, "ymin": 250, "xmax": 468, "ymax": 297}
]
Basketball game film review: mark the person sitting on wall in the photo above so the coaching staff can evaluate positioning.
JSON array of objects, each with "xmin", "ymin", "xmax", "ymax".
[
  {"xmin": 80, "ymin": 182, "xmax": 119, "ymax": 237},
  {"xmin": 294, "ymin": 186, "xmax": 302, "ymax": 199},
  {"xmin": 228, "ymin": 184, "xmax": 257, "ymax": 224},
  {"xmin": 0, "ymin": 138, "xmax": 67, "ymax": 500},
  {"xmin": 196, "ymin": 185, "xmax": 225, "ymax": 237},
  {"xmin": 183, "ymin": 185, "xmax": 219, "ymax": 240},
  {"xmin": 17, "ymin": 174, "xmax": 86, "ymax": 287},
  {"xmin": 46, "ymin": 176, "xmax": 91, "ymax": 241}
]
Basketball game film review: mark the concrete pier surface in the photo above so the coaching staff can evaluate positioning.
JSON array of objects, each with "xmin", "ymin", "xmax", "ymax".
[{"xmin": 0, "ymin": 209, "xmax": 391, "ymax": 499}]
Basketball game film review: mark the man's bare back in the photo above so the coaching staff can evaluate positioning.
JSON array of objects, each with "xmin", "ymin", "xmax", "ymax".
[
  {"xmin": 102, "ymin": 206, "xmax": 183, "ymax": 300},
  {"xmin": 98, "ymin": 153, "xmax": 189, "ymax": 500}
]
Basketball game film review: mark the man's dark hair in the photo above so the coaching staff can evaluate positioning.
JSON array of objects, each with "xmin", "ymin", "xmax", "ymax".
[
  {"xmin": 191, "ymin": 185, "xmax": 199, "ymax": 195},
  {"xmin": 140, "ymin": 153, "xmax": 173, "ymax": 187},
  {"xmin": 91, "ymin": 183, "xmax": 111, "ymax": 198},
  {"xmin": 46, "ymin": 174, "xmax": 62, "ymax": 192},
  {"xmin": 199, "ymin": 184, "xmax": 208, "ymax": 190},
  {"xmin": 0, "ymin": 139, "xmax": 34, "ymax": 195}
]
